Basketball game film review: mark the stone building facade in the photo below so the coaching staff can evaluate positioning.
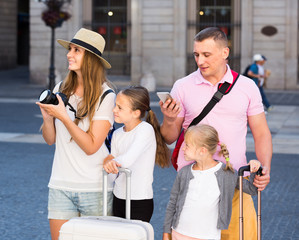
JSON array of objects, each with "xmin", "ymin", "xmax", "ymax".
[
  {"xmin": 1, "ymin": 0, "xmax": 299, "ymax": 90},
  {"xmin": 241, "ymin": 0, "xmax": 298, "ymax": 89},
  {"xmin": 0, "ymin": 0, "xmax": 17, "ymax": 69}
]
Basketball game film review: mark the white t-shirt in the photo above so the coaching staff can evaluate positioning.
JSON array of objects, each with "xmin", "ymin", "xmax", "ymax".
[
  {"xmin": 257, "ymin": 64, "xmax": 265, "ymax": 86},
  {"xmin": 175, "ymin": 162, "xmax": 222, "ymax": 240},
  {"xmin": 111, "ymin": 121, "xmax": 156, "ymax": 200},
  {"xmin": 48, "ymin": 82, "xmax": 116, "ymax": 192}
]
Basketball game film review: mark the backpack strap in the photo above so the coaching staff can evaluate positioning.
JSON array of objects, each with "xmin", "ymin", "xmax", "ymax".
[
  {"xmin": 188, "ymin": 69, "xmax": 240, "ymax": 127},
  {"xmin": 67, "ymin": 88, "xmax": 115, "ymax": 119},
  {"xmin": 98, "ymin": 89, "xmax": 115, "ymax": 152},
  {"xmin": 98, "ymin": 89, "xmax": 114, "ymax": 108}
]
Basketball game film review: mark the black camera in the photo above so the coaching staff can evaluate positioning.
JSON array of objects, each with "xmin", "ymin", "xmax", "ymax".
[{"xmin": 38, "ymin": 89, "xmax": 68, "ymax": 106}]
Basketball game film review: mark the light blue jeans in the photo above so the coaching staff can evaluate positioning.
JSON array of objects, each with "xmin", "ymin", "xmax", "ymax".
[{"xmin": 48, "ymin": 188, "xmax": 113, "ymax": 220}]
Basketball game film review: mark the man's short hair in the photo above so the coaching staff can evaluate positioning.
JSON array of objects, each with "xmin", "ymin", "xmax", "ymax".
[{"xmin": 194, "ymin": 27, "xmax": 228, "ymax": 47}]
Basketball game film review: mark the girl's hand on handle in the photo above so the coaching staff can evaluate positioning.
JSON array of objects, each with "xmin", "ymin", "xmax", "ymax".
[
  {"xmin": 103, "ymin": 159, "xmax": 121, "ymax": 174},
  {"xmin": 103, "ymin": 154, "xmax": 114, "ymax": 165},
  {"xmin": 249, "ymin": 159, "xmax": 261, "ymax": 173},
  {"xmin": 162, "ymin": 233, "xmax": 172, "ymax": 240}
]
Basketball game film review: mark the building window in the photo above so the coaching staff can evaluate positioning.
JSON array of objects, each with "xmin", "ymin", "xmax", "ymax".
[
  {"xmin": 187, "ymin": 0, "xmax": 241, "ymax": 74},
  {"xmin": 92, "ymin": 0, "xmax": 131, "ymax": 75}
]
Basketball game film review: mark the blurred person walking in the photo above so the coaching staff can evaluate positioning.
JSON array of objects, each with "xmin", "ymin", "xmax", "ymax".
[{"xmin": 247, "ymin": 54, "xmax": 273, "ymax": 112}]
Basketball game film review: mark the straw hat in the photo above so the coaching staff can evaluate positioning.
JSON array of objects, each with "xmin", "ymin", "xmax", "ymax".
[{"xmin": 57, "ymin": 28, "xmax": 111, "ymax": 69}]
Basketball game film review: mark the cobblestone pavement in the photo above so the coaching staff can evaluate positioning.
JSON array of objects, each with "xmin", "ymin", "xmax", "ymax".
[
  {"xmin": 0, "ymin": 66, "xmax": 298, "ymax": 240},
  {"xmin": 0, "ymin": 142, "xmax": 298, "ymax": 240}
]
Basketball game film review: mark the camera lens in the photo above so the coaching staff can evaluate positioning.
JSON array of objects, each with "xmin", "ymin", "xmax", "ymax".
[
  {"xmin": 39, "ymin": 90, "xmax": 49, "ymax": 102},
  {"xmin": 38, "ymin": 89, "xmax": 68, "ymax": 106},
  {"xmin": 39, "ymin": 90, "xmax": 54, "ymax": 104}
]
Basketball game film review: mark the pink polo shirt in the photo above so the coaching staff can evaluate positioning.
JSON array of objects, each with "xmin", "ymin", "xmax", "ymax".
[{"xmin": 171, "ymin": 65, "xmax": 264, "ymax": 172}]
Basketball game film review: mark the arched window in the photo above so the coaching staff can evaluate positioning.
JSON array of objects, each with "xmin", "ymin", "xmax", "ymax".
[
  {"xmin": 187, "ymin": 0, "xmax": 241, "ymax": 74},
  {"xmin": 92, "ymin": 0, "xmax": 131, "ymax": 75}
]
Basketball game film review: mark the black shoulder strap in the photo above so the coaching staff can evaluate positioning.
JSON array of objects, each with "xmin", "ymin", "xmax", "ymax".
[
  {"xmin": 188, "ymin": 70, "xmax": 240, "ymax": 128},
  {"xmin": 66, "ymin": 87, "xmax": 115, "ymax": 119},
  {"xmin": 98, "ymin": 89, "xmax": 115, "ymax": 109}
]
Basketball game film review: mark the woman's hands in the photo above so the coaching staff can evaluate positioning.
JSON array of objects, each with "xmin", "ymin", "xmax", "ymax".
[
  {"xmin": 36, "ymin": 94, "xmax": 68, "ymax": 145},
  {"xmin": 36, "ymin": 94, "xmax": 69, "ymax": 122}
]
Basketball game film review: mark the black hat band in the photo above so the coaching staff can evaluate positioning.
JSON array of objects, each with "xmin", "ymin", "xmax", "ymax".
[{"xmin": 71, "ymin": 38, "xmax": 102, "ymax": 56}]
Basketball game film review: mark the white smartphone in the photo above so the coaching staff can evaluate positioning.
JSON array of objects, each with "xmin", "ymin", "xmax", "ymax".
[{"xmin": 156, "ymin": 92, "xmax": 173, "ymax": 103}]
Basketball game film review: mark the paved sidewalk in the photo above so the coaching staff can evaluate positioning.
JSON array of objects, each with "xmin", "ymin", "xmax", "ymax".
[
  {"xmin": 0, "ymin": 66, "xmax": 299, "ymax": 240},
  {"xmin": 1, "ymin": 65, "xmax": 299, "ymax": 105},
  {"xmin": 1, "ymin": 66, "xmax": 298, "ymax": 154},
  {"xmin": 247, "ymin": 105, "xmax": 299, "ymax": 155}
]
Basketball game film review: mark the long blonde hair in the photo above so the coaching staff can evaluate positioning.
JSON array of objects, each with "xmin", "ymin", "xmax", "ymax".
[
  {"xmin": 185, "ymin": 124, "xmax": 234, "ymax": 172},
  {"xmin": 121, "ymin": 86, "xmax": 170, "ymax": 168},
  {"xmin": 60, "ymin": 50, "xmax": 110, "ymax": 134}
]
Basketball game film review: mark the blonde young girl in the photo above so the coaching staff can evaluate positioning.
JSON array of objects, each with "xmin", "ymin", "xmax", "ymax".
[
  {"xmin": 103, "ymin": 86, "xmax": 170, "ymax": 222},
  {"xmin": 36, "ymin": 28, "xmax": 115, "ymax": 240},
  {"xmin": 163, "ymin": 124, "xmax": 261, "ymax": 240}
]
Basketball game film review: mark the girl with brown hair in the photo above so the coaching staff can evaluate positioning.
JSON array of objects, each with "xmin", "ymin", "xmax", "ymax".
[
  {"xmin": 103, "ymin": 86, "xmax": 170, "ymax": 222},
  {"xmin": 36, "ymin": 28, "xmax": 115, "ymax": 240}
]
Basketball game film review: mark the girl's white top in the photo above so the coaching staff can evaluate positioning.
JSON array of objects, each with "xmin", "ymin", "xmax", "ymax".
[
  {"xmin": 111, "ymin": 121, "xmax": 156, "ymax": 200},
  {"xmin": 48, "ymin": 82, "xmax": 116, "ymax": 192},
  {"xmin": 175, "ymin": 162, "xmax": 222, "ymax": 240}
]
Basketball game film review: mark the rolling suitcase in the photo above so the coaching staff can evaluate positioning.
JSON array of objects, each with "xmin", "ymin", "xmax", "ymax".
[
  {"xmin": 238, "ymin": 165, "xmax": 263, "ymax": 240},
  {"xmin": 59, "ymin": 168, "xmax": 154, "ymax": 240}
]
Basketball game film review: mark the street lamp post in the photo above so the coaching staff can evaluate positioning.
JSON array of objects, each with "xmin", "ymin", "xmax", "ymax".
[
  {"xmin": 39, "ymin": 0, "xmax": 71, "ymax": 90},
  {"xmin": 49, "ymin": 27, "xmax": 56, "ymax": 91}
]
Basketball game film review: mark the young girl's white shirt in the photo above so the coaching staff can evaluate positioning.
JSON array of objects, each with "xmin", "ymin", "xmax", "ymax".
[
  {"xmin": 48, "ymin": 82, "xmax": 116, "ymax": 192},
  {"xmin": 111, "ymin": 121, "xmax": 156, "ymax": 200},
  {"xmin": 174, "ymin": 162, "xmax": 222, "ymax": 240}
]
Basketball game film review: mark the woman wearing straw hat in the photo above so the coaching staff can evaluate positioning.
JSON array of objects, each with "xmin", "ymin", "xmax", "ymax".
[{"xmin": 36, "ymin": 28, "xmax": 116, "ymax": 240}]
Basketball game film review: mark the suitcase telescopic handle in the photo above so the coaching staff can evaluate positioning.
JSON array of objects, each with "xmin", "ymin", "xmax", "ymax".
[
  {"xmin": 102, "ymin": 167, "xmax": 132, "ymax": 219},
  {"xmin": 238, "ymin": 165, "xmax": 263, "ymax": 240},
  {"xmin": 238, "ymin": 165, "xmax": 263, "ymax": 176}
]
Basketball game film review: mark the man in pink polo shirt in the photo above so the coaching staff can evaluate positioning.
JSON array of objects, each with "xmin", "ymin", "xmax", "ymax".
[{"xmin": 160, "ymin": 27, "xmax": 272, "ymax": 240}]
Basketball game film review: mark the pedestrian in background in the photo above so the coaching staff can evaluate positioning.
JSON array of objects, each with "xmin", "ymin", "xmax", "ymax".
[
  {"xmin": 159, "ymin": 27, "xmax": 272, "ymax": 239},
  {"xmin": 103, "ymin": 86, "xmax": 170, "ymax": 222},
  {"xmin": 163, "ymin": 124, "xmax": 261, "ymax": 240},
  {"xmin": 248, "ymin": 54, "xmax": 273, "ymax": 113},
  {"xmin": 36, "ymin": 28, "xmax": 116, "ymax": 240}
]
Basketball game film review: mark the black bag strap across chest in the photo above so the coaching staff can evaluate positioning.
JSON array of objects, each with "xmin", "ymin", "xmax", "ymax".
[{"xmin": 188, "ymin": 70, "xmax": 240, "ymax": 128}]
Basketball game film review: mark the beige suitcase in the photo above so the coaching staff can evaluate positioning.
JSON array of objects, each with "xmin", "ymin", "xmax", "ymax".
[{"xmin": 238, "ymin": 165, "xmax": 263, "ymax": 240}]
